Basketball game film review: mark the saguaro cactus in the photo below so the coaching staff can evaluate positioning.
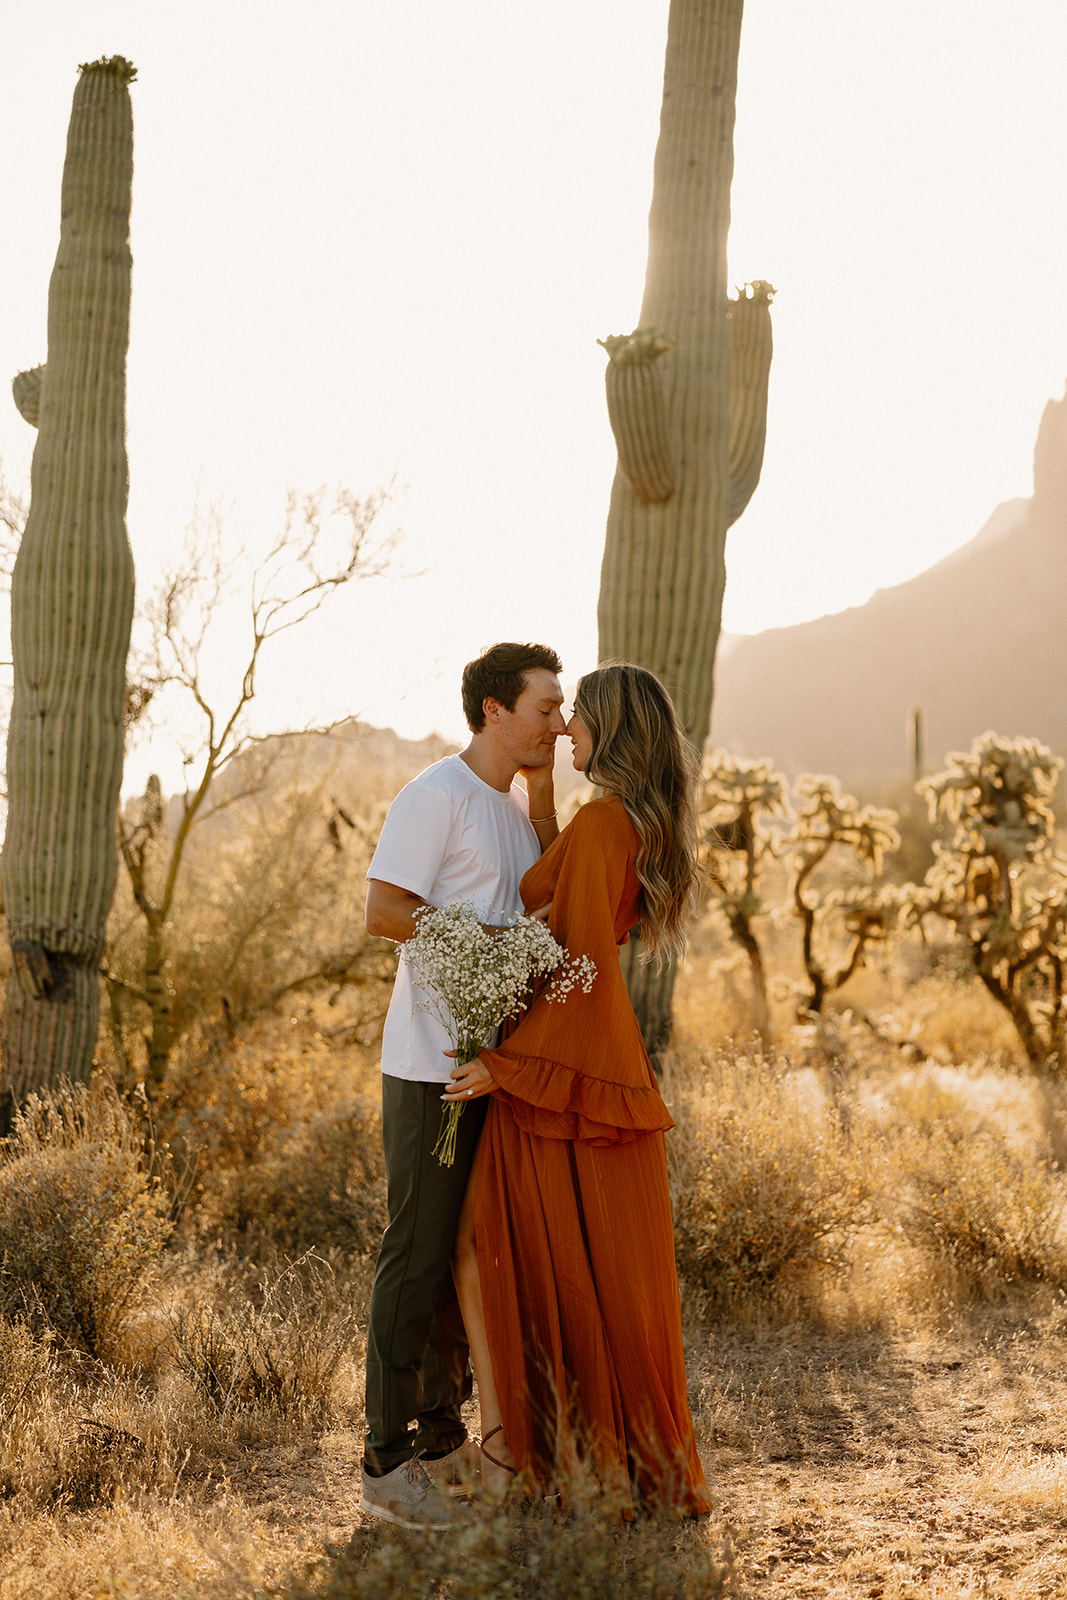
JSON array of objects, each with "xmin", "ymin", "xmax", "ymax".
[
  {"xmin": 1, "ymin": 58, "xmax": 137, "ymax": 1122},
  {"xmin": 596, "ymin": 1, "xmax": 772, "ymax": 1052},
  {"xmin": 598, "ymin": 5, "xmax": 772, "ymax": 742}
]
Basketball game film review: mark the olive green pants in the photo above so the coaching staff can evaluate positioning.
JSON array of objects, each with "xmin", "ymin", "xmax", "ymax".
[{"xmin": 363, "ymin": 1074, "xmax": 486, "ymax": 1475}]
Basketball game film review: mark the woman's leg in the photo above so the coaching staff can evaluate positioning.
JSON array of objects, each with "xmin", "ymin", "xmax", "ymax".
[{"xmin": 452, "ymin": 1142, "xmax": 516, "ymax": 1491}]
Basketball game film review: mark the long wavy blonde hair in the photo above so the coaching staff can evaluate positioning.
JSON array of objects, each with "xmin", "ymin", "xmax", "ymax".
[{"xmin": 573, "ymin": 663, "xmax": 700, "ymax": 963}]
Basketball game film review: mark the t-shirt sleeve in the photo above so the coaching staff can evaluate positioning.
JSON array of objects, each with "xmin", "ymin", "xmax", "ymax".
[{"xmin": 366, "ymin": 779, "xmax": 453, "ymax": 900}]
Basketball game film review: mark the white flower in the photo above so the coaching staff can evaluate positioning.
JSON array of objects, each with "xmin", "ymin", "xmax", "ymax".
[
  {"xmin": 543, "ymin": 952, "xmax": 597, "ymax": 1002},
  {"xmin": 403, "ymin": 901, "xmax": 597, "ymax": 1164}
]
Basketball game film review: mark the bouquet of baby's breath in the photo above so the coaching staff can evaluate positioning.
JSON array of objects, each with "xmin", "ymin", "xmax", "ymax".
[{"xmin": 405, "ymin": 901, "xmax": 597, "ymax": 1165}]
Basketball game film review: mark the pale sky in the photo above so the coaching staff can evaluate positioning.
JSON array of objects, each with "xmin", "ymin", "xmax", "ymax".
[{"xmin": 2, "ymin": 2, "xmax": 1066, "ymax": 785}]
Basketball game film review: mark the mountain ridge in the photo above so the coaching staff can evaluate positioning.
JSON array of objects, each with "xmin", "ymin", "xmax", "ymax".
[{"xmin": 710, "ymin": 386, "xmax": 1067, "ymax": 783}]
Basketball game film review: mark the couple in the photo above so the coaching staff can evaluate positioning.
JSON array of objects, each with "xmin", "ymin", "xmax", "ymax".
[{"xmin": 360, "ymin": 641, "xmax": 710, "ymax": 1528}]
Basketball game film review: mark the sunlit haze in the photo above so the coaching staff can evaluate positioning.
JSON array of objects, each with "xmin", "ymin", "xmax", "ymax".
[{"xmin": 2, "ymin": 2, "xmax": 1066, "ymax": 786}]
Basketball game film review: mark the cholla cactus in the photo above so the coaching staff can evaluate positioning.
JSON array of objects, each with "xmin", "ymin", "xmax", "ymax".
[
  {"xmin": 1, "ymin": 58, "xmax": 137, "ymax": 1118},
  {"xmin": 903, "ymin": 732, "xmax": 1067, "ymax": 1069},
  {"xmin": 698, "ymin": 750, "xmax": 789, "ymax": 1040},
  {"xmin": 697, "ymin": 757, "xmax": 899, "ymax": 1029},
  {"xmin": 786, "ymin": 777, "xmax": 900, "ymax": 1018}
]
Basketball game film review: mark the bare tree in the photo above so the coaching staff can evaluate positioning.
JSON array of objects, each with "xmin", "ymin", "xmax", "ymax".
[{"xmin": 111, "ymin": 483, "xmax": 397, "ymax": 1085}]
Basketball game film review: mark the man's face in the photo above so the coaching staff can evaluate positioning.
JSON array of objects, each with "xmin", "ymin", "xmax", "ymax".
[{"xmin": 487, "ymin": 668, "xmax": 566, "ymax": 770}]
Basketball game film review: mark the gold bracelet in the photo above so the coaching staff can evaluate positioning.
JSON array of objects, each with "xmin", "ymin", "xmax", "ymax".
[{"xmin": 529, "ymin": 810, "xmax": 557, "ymax": 823}]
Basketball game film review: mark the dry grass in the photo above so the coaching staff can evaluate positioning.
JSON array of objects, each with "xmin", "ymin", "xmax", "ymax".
[
  {"xmin": 300, "ymin": 1501, "xmax": 734, "ymax": 1599},
  {"xmin": 8, "ymin": 913, "xmax": 1067, "ymax": 1593},
  {"xmin": 166, "ymin": 1250, "xmax": 367, "ymax": 1426},
  {"xmin": 8, "ymin": 1293, "xmax": 1067, "ymax": 1597}
]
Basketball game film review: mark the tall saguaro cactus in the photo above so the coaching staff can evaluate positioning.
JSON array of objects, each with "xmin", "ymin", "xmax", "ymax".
[
  {"xmin": 2, "ymin": 58, "xmax": 137, "ymax": 1122},
  {"xmin": 597, "ymin": 1, "xmax": 772, "ymax": 1052}
]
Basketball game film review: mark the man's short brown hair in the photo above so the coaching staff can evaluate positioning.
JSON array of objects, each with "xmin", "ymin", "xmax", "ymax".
[{"xmin": 461, "ymin": 642, "xmax": 563, "ymax": 733}]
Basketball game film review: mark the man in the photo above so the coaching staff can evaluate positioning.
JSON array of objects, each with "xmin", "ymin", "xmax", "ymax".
[{"xmin": 360, "ymin": 641, "xmax": 565, "ymax": 1529}]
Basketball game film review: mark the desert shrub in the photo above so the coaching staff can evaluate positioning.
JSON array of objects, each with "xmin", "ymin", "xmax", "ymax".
[
  {"xmin": 895, "ymin": 1125, "xmax": 1067, "ymax": 1286},
  {"xmin": 882, "ymin": 1067, "xmax": 977, "ymax": 1138},
  {"xmin": 877, "ymin": 968, "xmax": 1022, "ymax": 1068},
  {"xmin": 289, "ymin": 1500, "xmax": 733, "ymax": 1600},
  {"xmin": 0, "ymin": 1080, "xmax": 172, "ymax": 1359},
  {"xmin": 784, "ymin": 775, "xmax": 900, "ymax": 1018},
  {"xmin": 221, "ymin": 1103, "xmax": 386, "ymax": 1255},
  {"xmin": 45, "ymin": 1415, "xmax": 155, "ymax": 1511},
  {"xmin": 168, "ymin": 1250, "xmax": 362, "ymax": 1424},
  {"xmin": 695, "ymin": 759, "xmax": 900, "ymax": 1030},
  {"xmin": 697, "ymin": 750, "xmax": 790, "ymax": 1041},
  {"xmin": 669, "ymin": 1049, "xmax": 873, "ymax": 1302},
  {"xmin": 156, "ymin": 1015, "xmax": 386, "ymax": 1256},
  {"xmin": 162, "ymin": 781, "xmax": 384, "ymax": 1040}
]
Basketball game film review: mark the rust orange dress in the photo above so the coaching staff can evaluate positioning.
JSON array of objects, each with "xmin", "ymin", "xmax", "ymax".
[{"xmin": 476, "ymin": 795, "xmax": 710, "ymax": 1519}]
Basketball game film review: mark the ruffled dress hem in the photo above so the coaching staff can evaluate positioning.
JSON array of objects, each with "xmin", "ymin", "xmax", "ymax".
[{"xmin": 484, "ymin": 1048, "xmax": 675, "ymax": 1144}]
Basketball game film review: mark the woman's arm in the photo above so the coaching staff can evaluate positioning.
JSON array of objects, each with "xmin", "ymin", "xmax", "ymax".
[{"xmin": 522, "ymin": 763, "xmax": 559, "ymax": 851}]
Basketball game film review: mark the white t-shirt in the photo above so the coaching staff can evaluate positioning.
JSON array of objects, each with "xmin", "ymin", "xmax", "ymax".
[{"xmin": 367, "ymin": 754, "xmax": 540, "ymax": 1082}]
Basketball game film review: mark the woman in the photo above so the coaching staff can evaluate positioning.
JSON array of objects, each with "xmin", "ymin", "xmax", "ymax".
[{"xmin": 447, "ymin": 663, "xmax": 710, "ymax": 1520}]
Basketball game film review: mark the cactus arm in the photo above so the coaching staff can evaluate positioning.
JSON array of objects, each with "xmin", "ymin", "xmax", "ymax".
[
  {"xmin": 12, "ymin": 366, "xmax": 45, "ymax": 428},
  {"xmin": 727, "ymin": 280, "xmax": 775, "ymax": 527},
  {"xmin": 598, "ymin": 329, "xmax": 676, "ymax": 504},
  {"xmin": 1, "ymin": 57, "xmax": 136, "ymax": 1112}
]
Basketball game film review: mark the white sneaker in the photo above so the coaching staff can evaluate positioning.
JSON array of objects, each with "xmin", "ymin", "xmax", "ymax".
[{"xmin": 360, "ymin": 1457, "xmax": 460, "ymax": 1530}]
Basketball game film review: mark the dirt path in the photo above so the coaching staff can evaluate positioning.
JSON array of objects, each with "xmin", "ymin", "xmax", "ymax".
[{"xmin": 697, "ymin": 1314, "xmax": 1067, "ymax": 1597}]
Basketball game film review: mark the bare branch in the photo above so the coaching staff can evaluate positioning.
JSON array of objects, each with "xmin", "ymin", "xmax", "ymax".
[{"xmin": 115, "ymin": 479, "xmax": 398, "ymax": 1086}]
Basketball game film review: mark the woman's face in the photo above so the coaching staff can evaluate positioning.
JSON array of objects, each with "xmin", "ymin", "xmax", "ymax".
[{"xmin": 566, "ymin": 706, "xmax": 593, "ymax": 773}]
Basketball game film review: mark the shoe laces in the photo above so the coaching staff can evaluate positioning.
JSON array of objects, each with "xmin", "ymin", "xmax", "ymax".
[{"xmin": 403, "ymin": 1455, "xmax": 435, "ymax": 1495}]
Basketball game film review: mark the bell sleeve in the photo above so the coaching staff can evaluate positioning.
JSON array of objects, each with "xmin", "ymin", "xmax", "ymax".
[{"xmin": 481, "ymin": 801, "xmax": 674, "ymax": 1145}]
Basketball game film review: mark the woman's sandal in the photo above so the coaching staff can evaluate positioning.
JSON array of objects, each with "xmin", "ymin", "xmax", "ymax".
[{"xmin": 479, "ymin": 1425, "xmax": 517, "ymax": 1501}]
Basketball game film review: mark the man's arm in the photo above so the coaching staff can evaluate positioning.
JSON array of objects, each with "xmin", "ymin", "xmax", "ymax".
[
  {"xmin": 367, "ymin": 881, "xmax": 517, "ymax": 942},
  {"xmin": 365, "ymin": 878, "xmax": 430, "ymax": 943}
]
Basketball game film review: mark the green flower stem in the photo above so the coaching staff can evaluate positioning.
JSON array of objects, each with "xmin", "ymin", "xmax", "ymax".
[{"xmin": 433, "ymin": 1044, "xmax": 479, "ymax": 1168}]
